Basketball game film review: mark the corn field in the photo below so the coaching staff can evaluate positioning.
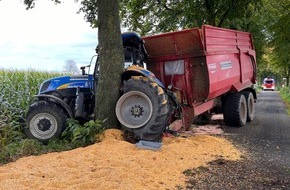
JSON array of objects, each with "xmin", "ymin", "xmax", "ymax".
[{"xmin": 0, "ymin": 69, "xmax": 63, "ymax": 147}]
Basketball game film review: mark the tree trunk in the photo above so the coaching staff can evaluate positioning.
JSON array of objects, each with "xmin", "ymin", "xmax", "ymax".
[
  {"xmin": 95, "ymin": 0, "xmax": 124, "ymax": 128},
  {"xmin": 204, "ymin": 0, "xmax": 217, "ymax": 26},
  {"xmin": 286, "ymin": 66, "xmax": 290, "ymax": 87}
]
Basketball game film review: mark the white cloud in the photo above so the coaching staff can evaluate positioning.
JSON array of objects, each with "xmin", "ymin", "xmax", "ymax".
[{"xmin": 0, "ymin": 0, "xmax": 98, "ymax": 71}]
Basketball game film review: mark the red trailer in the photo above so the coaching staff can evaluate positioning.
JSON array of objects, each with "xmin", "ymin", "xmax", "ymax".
[{"xmin": 116, "ymin": 25, "xmax": 257, "ymax": 141}]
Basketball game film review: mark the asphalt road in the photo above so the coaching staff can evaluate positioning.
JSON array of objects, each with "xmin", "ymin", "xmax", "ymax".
[{"xmin": 224, "ymin": 91, "xmax": 290, "ymax": 169}]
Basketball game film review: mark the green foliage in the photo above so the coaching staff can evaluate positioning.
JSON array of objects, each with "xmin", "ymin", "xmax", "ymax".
[
  {"xmin": 78, "ymin": 0, "xmax": 98, "ymax": 28},
  {"xmin": 0, "ymin": 123, "xmax": 25, "ymax": 149},
  {"xmin": 77, "ymin": 0, "xmax": 262, "ymax": 36},
  {"xmin": 0, "ymin": 139, "xmax": 43, "ymax": 164},
  {"xmin": 62, "ymin": 119, "xmax": 105, "ymax": 147},
  {"xmin": 254, "ymin": 0, "xmax": 290, "ymax": 86},
  {"xmin": 0, "ymin": 69, "xmax": 63, "ymax": 124},
  {"xmin": 119, "ymin": 0, "xmax": 262, "ymax": 35},
  {"xmin": 23, "ymin": 0, "xmax": 61, "ymax": 10},
  {"xmin": 0, "ymin": 137, "xmax": 80, "ymax": 164},
  {"xmin": 0, "ymin": 119, "xmax": 105, "ymax": 164}
]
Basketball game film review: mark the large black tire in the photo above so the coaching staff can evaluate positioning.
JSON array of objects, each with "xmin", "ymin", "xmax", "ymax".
[
  {"xmin": 116, "ymin": 76, "xmax": 169, "ymax": 142},
  {"xmin": 25, "ymin": 101, "xmax": 67, "ymax": 143},
  {"xmin": 223, "ymin": 93, "xmax": 247, "ymax": 127},
  {"xmin": 241, "ymin": 91, "xmax": 255, "ymax": 122}
]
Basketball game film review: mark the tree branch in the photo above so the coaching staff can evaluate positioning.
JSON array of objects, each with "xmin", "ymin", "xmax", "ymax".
[{"xmin": 156, "ymin": 0, "xmax": 173, "ymax": 10}]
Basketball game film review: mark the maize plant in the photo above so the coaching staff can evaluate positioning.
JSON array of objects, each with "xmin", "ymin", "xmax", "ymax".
[{"xmin": 0, "ymin": 69, "xmax": 63, "ymax": 147}]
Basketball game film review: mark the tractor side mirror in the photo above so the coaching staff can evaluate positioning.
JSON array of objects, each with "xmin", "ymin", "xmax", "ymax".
[{"xmin": 80, "ymin": 66, "xmax": 86, "ymax": 75}]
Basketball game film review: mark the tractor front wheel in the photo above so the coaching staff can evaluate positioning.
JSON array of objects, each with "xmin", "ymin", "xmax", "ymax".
[{"xmin": 25, "ymin": 101, "xmax": 67, "ymax": 143}]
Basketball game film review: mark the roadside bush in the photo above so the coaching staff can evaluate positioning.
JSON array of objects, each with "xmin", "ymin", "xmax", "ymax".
[
  {"xmin": 0, "ymin": 139, "xmax": 43, "ymax": 163},
  {"xmin": 62, "ymin": 119, "xmax": 105, "ymax": 147},
  {"xmin": 279, "ymin": 87, "xmax": 290, "ymax": 115}
]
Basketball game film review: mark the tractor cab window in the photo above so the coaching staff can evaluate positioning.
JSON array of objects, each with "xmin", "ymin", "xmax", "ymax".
[
  {"xmin": 82, "ymin": 32, "xmax": 148, "ymax": 75},
  {"xmin": 122, "ymin": 32, "xmax": 148, "ymax": 68}
]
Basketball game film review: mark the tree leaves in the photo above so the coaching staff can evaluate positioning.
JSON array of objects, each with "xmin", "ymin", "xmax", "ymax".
[
  {"xmin": 23, "ymin": 0, "xmax": 61, "ymax": 10},
  {"xmin": 120, "ymin": 0, "xmax": 262, "ymax": 35},
  {"xmin": 259, "ymin": 0, "xmax": 290, "ymax": 86}
]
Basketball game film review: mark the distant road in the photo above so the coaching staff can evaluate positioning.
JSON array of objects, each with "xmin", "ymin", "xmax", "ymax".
[{"xmin": 225, "ymin": 91, "xmax": 290, "ymax": 169}]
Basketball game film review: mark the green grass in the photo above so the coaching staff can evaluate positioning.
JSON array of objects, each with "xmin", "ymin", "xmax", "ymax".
[
  {"xmin": 0, "ymin": 69, "xmax": 104, "ymax": 165},
  {"xmin": 279, "ymin": 87, "xmax": 290, "ymax": 115}
]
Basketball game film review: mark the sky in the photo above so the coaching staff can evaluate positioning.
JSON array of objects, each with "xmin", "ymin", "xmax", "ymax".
[{"xmin": 0, "ymin": 0, "xmax": 98, "ymax": 71}]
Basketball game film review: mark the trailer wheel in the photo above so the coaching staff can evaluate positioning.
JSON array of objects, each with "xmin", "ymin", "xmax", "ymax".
[
  {"xmin": 223, "ymin": 93, "xmax": 247, "ymax": 127},
  {"xmin": 242, "ymin": 91, "xmax": 255, "ymax": 122},
  {"xmin": 116, "ymin": 76, "xmax": 169, "ymax": 142},
  {"xmin": 25, "ymin": 101, "xmax": 67, "ymax": 143}
]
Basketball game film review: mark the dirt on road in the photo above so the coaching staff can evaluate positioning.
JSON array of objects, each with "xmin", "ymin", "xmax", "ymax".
[
  {"xmin": 180, "ymin": 156, "xmax": 290, "ymax": 190},
  {"xmin": 0, "ymin": 129, "xmax": 242, "ymax": 190}
]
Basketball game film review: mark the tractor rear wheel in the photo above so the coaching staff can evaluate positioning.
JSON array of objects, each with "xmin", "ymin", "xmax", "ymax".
[
  {"xmin": 116, "ymin": 76, "xmax": 169, "ymax": 142},
  {"xmin": 223, "ymin": 93, "xmax": 247, "ymax": 127},
  {"xmin": 25, "ymin": 101, "xmax": 67, "ymax": 143}
]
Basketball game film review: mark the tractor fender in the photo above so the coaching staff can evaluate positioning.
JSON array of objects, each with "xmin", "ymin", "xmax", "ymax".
[
  {"xmin": 122, "ymin": 65, "xmax": 165, "ymax": 88},
  {"xmin": 34, "ymin": 94, "xmax": 74, "ymax": 118}
]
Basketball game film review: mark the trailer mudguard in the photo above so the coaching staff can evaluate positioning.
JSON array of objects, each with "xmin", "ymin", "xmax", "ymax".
[
  {"xmin": 122, "ymin": 65, "xmax": 165, "ymax": 88},
  {"xmin": 34, "ymin": 94, "xmax": 74, "ymax": 118}
]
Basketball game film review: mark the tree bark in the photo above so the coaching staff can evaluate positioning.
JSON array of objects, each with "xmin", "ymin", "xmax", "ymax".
[{"xmin": 95, "ymin": 0, "xmax": 124, "ymax": 128}]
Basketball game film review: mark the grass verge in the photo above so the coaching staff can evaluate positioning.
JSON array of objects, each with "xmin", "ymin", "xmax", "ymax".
[{"xmin": 279, "ymin": 87, "xmax": 290, "ymax": 115}]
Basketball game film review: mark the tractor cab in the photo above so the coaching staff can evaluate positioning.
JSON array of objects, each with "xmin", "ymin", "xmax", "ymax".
[
  {"xmin": 79, "ymin": 32, "xmax": 148, "ymax": 76},
  {"xmin": 122, "ymin": 32, "xmax": 148, "ymax": 68}
]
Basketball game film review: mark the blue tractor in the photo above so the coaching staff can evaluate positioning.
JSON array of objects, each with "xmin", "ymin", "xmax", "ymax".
[{"xmin": 25, "ymin": 32, "xmax": 170, "ymax": 143}]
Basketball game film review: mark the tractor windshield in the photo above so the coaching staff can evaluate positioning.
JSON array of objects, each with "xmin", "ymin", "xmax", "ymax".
[
  {"xmin": 265, "ymin": 80, "xmax": 274, "ymax": 84},
  {"xmin": 83, "ymin": 32, "xmax": 148, "ymax": 75},
  {"xmin": 122, "ymin": 32, "xmax": 148, "ymax": 68}
]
